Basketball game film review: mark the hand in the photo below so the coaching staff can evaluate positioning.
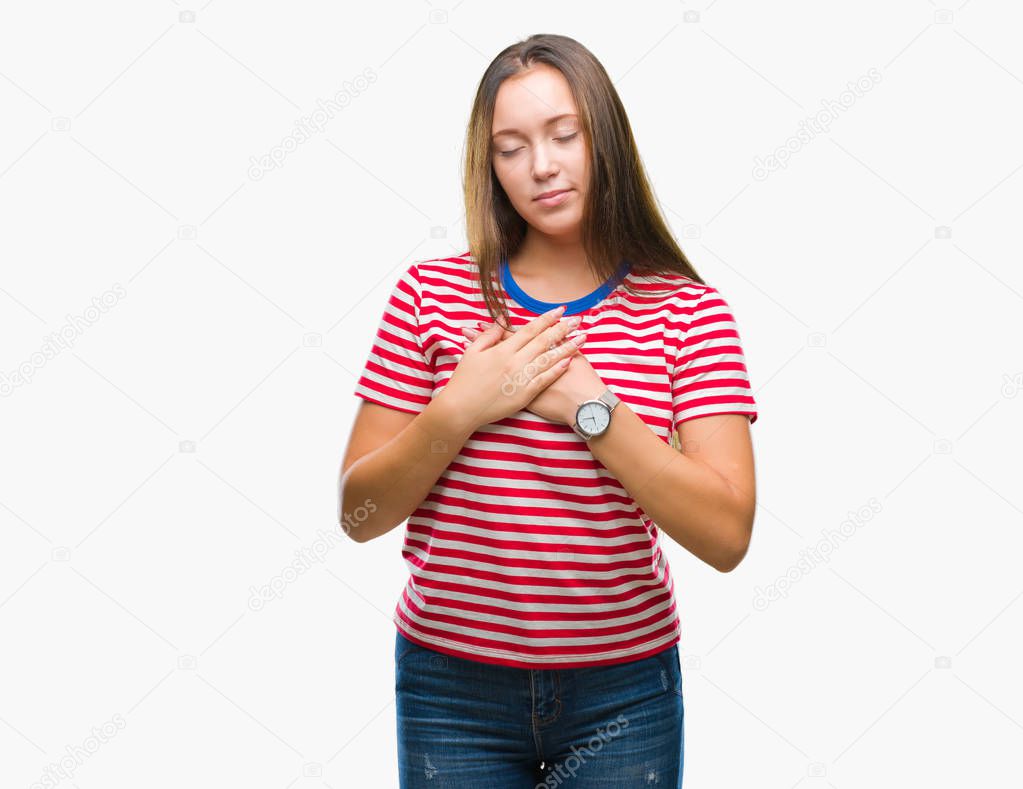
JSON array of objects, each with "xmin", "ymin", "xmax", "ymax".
[
  {"xmin": 460, "ymin": 319, "xmax": 606, "ymax": 426},
  {"xmin": 438, "ymin": 305, "xmax": 582, "ymax": 432}
]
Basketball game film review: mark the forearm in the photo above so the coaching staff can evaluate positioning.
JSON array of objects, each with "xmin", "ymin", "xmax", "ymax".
[
  {"xmin": 340, "ymin": 394, "xmax": 476, "ymax": 543},
  {"xmin": 585, "ymin": 402, "xmax": 750, "ymax": 572}
]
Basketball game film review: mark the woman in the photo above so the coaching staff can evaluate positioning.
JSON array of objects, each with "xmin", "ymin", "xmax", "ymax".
[{"xmin": 341, "ymin": 33, "xmax": 759, "ymax": 788}]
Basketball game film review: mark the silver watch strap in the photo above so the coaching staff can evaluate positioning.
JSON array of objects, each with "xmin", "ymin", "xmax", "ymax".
[{"xmin": 598, "ymin": 388, "xmax": 620, "ymax": 411}]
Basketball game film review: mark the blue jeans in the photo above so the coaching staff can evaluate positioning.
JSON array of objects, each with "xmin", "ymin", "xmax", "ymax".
[{"xmin": 395, "ymin": 630, "xmax": 685, "ymax": 787}]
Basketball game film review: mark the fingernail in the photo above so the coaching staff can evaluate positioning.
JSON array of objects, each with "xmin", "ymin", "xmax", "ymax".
[
  {"xmin": 545, "ymin": 305, "xmax": 566, "ymax": 317},
  {"xmin": 572, "ymin": 332, "xmax": 588, "ymax": 345},
  {"xmin": 565, "ymin": 316, "xmax": 581, "ymax": 329}
]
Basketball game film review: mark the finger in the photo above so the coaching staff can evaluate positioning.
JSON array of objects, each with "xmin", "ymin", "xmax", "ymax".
[
  {"xmin": 467, "ymin": 321, "xmax": 505, "ymax": 351},
  {"xmin": 524, "ymin": 318, "xmax": 585, "ymax": 361},
  {"xmin": 546, "ymin": 331, "xmax": 587, "ymax": 360},
  {"xmin": 526, "ymin": 353, "xmax": 573, "ymax": 392},
  {"xmin": 506, "ymin": 304, "xmax": 567, "ymax": 353},
  {"xmin": 466, "ymin": 324, "xmax": 513, "ymax": 341},
  {"xmin": 520, "ymin": 333, "xmax": 582, "ymax": 388}
]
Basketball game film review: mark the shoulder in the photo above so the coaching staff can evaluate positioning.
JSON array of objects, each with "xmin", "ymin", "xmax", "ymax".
[
  {"xmin": 386, "ymin": 251, "xmax": 476, "ymax": 299},
  {"xmin": 406, "ymin": 252, "xmax": 485, "ymax": 308},
  {"xmin": 406, "ymin": 250, "xmax": 477, "ymax": 281},
  {"xmin": 621, "ymin": 269, "xmax": 717, "ymax": 317}
]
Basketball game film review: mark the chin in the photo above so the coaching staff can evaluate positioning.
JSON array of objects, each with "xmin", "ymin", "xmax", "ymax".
[
  {"xmin": 526, "ymin": 208, "xmax": 583, "ymax": 233},
  {"xmin": 540, "ymin": 219, "xmax": 583, "ymax": 238}
]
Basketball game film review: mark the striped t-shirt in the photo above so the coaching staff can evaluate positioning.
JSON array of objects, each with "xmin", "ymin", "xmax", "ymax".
[{"xmin": 353, "ymin": 251, "xmax": 758, "ymax": 669}]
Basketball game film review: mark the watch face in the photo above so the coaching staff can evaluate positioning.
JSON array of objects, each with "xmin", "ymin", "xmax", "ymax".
[{"xmin": 577, "ymin": 401, "xmax": 610, "ymax": 435}]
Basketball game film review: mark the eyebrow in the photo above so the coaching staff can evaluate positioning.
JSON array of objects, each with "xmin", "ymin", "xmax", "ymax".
[{"xmin": 492, "ymin": 113, "xmax": 578, "ymax": 139}]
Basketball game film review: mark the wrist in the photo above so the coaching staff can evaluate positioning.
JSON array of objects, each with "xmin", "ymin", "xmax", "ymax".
[
  {"xmin": 568, "ymin": 385, "xmax": 618, "ymax": 436},
  {"xmin": 426, "ymin": 390, "xmax": 480, "ymax": 439},
  {"xmin": 564, "ymin": 386, "xmax": 605, "ymax": 424}
]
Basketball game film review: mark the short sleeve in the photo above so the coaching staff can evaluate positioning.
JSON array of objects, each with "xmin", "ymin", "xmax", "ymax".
[
  {"xmin": 352, "ymin": 263, "xmax": 434, "ymax": 414},
  {"xmin": 671, "ymin": 286, "xmax": 758, "ymax": 430}
]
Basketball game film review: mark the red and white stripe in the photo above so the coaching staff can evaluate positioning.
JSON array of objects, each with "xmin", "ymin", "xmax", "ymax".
[{"xmin": 353, "ymin": 253, "xmax": 757, "ymax": 668}]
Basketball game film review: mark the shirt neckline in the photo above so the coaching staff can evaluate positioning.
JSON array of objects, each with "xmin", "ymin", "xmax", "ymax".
[{"xmin": 500, "ymin": 256, "xmax": 631, "ymax": 316}]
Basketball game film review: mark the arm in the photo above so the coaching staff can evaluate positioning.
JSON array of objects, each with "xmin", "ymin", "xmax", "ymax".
[
  {"xmin": 339, "ymin": 396, "xmax": 476, "ymax": 543},
  {"xmin": 460, "ymin": 307, "xmax": 758, "ymax": 571},
  {"xmin": 343, "ymin": 302, "xmax": 579, "ymax": 544},
  {"xmin": 582, "ymin": 406, "xmax": 756, "ymax": 572}
]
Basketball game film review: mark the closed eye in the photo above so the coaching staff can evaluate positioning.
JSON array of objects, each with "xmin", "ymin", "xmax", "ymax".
[{"xmin": 496, "ymin": 132, "xmax": 579, "ymax": 157}]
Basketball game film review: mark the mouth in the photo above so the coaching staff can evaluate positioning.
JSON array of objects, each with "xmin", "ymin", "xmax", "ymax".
[
  {"xmin": 534, "ymin": 189, "xmax": 571, "ymax": 201},
  {"xmin": 533, "ymin": 188, "xmax": 573, "ymax": 207}
]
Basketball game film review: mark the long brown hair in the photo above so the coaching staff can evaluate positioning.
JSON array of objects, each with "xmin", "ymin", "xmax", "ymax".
[{"xmin": 463, "ymin": 33, "xmax": 705, "ymax": 328}]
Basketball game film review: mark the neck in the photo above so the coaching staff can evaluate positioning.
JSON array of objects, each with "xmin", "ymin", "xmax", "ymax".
[{"xmin": 510, "ymin": 229, "xmax": 596, "ymax": 287}]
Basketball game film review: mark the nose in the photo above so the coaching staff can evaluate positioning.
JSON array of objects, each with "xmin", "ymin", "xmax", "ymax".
[{"xmin": 530, "ymin": 140, "xmax": 559, "ymax": 180}]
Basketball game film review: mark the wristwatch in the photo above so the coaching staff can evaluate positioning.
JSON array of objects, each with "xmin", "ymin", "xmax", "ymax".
[{"xmin": 572, "ymin": 388, "xmax": 620, "ymax": 440}]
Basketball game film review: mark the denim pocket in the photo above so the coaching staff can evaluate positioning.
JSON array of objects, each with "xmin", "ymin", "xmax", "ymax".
[
  {"xmin": 394, "ymin": 630, "xmax": 422, "ymax": 669},
  {"xmin": 654, "ymin": 644, "xmax": 683, "ymax": 699}
]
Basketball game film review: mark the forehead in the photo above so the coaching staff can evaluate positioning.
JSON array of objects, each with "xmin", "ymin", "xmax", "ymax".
[{"xmin": 491, "ymin": 64, "xmax": 579, "ymax": 136}]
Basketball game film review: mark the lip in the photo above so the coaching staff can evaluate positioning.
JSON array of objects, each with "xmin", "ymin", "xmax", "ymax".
[{"xmin": 533, "ymin": 188, "xmax": 573, "ymax": 207}]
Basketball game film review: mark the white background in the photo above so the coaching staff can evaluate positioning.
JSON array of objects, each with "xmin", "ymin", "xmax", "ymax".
[{"xmin": 2, "ymin": 1, "xmax": 1022, "ymax": 787}]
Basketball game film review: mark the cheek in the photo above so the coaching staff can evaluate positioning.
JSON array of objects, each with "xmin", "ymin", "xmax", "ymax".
[
  {"xmin": 500, "ymin": 171, "xmax": 534, "ymax": 211},
  {"xmin": 493, "ymin": 162, "xmax": 522, "ymax": 198},
  {"xmin": 572, "ymin": 153, "xmax": 590, "ymax": 190}
]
